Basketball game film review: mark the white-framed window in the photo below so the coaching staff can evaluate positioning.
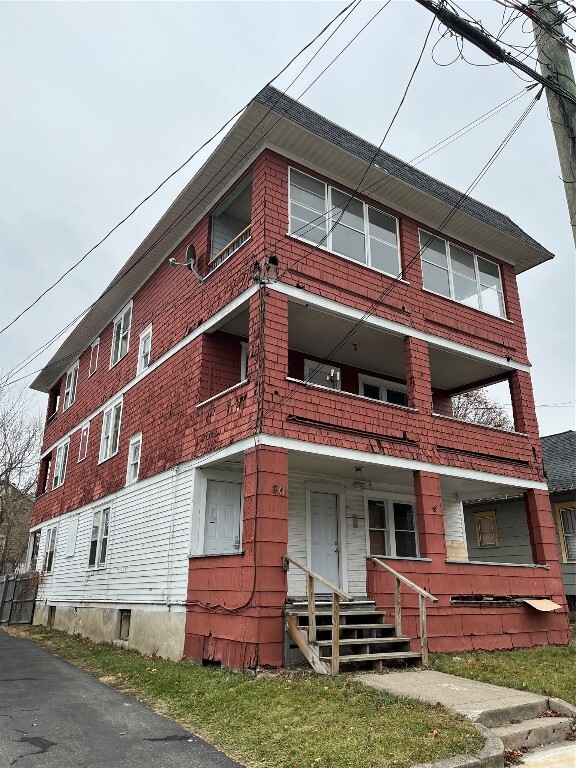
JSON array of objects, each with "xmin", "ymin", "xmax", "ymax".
[
  {"xmin": 304, "ymin": 359, "xmax": 341, "ymax": 390},
  {"xmin": 137, "ymin": 325, "xmax": 152, "ymax": 374},
  {"xmin": 88, "ymin": 507, "xmax": 110, "ymax": 568},
  {"xmin": 289, "ymin": 167, "xmax": 401, "ymax": 277},
  {"xmin": 557, "ymin": 506, "xmax": 576, "ymax": 562},
  {"xmin": 241, "ymin": 342, "xmax": 249, "ymax": 381},
  {"xmin": 99, "ymin": 398, "xmax": 122, "ymax": 462},
  {"xmin": 110, "ymin": 302, "xmax": 132, "ymax": 367},
  {"xmin": 125, "ymin": 433, "xmax": 142, "ymax": 485},
  {"xmin": 358, "ymin": 374, "xmax": 408, "ymax": 407},
  {"xmin": 62, "ymin": 361, "xmax": 79, "ymax": 411},
  {"xmin": 52, "ymin": 440, "xmax": 70, "ymax": 489},
  {"xmin": 78, "ymin": 422, "xmax": 90, "ymax": 462},
  {"xmin": 43, "ymin": 526, "xmax": 58, "ymax": 573},
  {"xmin": 419, "ymin": 231, "xmax": 505, "ymax": 318},
  {"xmin": 88, "ymin": 338, "xmax": 100, "ymax": 376},
  {"xmin": 365, "ymin": 494, "xmax": 419, "ymax": 558},
  {"xmin": 474, "ymin": 510, "xmax": 499, "ymax": 547},
  {"xmin": 26, "ymin": 530, "xmax": 41, "ymax": 571}
]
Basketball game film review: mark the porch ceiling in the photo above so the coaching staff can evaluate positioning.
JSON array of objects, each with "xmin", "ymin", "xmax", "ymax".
[
  {"xmin": 439, "ymin": 475, "xmax": 527, "ymax": 502},
  {"xmin": 428, "ymin": 344, "xmax": 510, "ymax": 392},
  {"xmin": 288, "ymin": 303, "xmax": 406, "ymax": 380},
  {"xmin": 288, "ymin": 451, "xmax": 415, "ymax": 491}
]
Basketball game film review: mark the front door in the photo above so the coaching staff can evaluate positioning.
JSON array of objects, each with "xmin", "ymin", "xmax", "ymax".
[
  {"xmin": 310, "ymin": 492, "xmax": 340, "ymax": 592},
  {"xmin": 204, "ymin": 480, "xmax": 242, "ymax": 555}
]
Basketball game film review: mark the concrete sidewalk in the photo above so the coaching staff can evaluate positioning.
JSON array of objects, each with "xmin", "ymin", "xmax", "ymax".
[{"xmin": 0, "ymin": 630, "xmax": 243, "ymax": 768}]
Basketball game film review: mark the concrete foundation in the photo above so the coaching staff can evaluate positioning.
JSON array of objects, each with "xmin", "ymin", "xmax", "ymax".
[{"xmin": 33, "ymin": 603, "xmax": 186, "ymax": 661}]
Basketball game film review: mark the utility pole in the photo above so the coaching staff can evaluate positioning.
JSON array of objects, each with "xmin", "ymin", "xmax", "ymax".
[
  {"xmin": 529, "ymin": 0, "xmax": 576, "ymax": 246},
  {"xmin": 414, "ymin": 0, "xmax": 576, "ymax": 246}
]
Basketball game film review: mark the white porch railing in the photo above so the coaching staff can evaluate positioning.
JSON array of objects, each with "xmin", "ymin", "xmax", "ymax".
[{"xmin": 208, "ymin": 225, "xmax": 251, "ymax": 272}]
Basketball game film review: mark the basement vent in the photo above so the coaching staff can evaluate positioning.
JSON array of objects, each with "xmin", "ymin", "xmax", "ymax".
[
  {"xmin": 451, "ymin": 595, "xmax": 560, "ymax": 608},
  {"xmin": 119, "ymin": 610, "xmax": 131, "ymax": 641}
]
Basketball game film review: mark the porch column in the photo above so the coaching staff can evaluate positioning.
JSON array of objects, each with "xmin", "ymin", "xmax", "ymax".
[
  {"xmin": 413, "ymin": 471, "xmax": 447, "ymax": 560},
  {"xmin": 243, "ymin": 444, "xmax": 289, "ymax": 666},
  {"xmin": 524, "ymin": 489, "xmax": 561, "ymax": 570},
  {"xmin": 404, "ymin": 337, "xmax": 433, "ymax": 414},
  {"xmin": 509, "ymin": 371, "xmax": 539, "ymax": 437}
]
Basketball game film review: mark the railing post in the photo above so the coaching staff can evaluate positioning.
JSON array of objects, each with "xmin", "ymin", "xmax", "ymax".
[
  {"xmin": 331, "ymin": 593, "xmax": 340, "ymax": 676},
  {"xmin": 419, "ymin": 593, "xmax": 429, "ymax": 667},
  {"xmin": 307, "ymin": 573, "xmax": 316, "ymax": 643},
  {"xmin": 394, "ymin": 576, "xmax": 402, "ymax": 636}
]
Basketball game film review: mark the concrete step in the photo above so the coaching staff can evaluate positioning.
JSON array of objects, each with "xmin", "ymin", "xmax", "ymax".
[
  {"xmin": 475, "ymin": 699, "xmax": 551, "ymax": 728},
  {"xmin": 491, "ymin": 716, "xmax": 573, "ymax": 750}
]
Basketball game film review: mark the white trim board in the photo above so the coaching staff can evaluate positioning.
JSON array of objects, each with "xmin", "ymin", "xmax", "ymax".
[{"xmin": 269, "ymin": 282, "xmax": 530, "ymax": 372}]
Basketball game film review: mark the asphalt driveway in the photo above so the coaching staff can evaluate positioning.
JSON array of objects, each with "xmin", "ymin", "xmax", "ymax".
[{"xmin": 0, "ymin": 630, "xmax": 243, "ymax": 767}]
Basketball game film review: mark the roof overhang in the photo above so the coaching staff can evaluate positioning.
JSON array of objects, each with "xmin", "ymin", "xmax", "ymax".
[{"xmin": 31, "ymin": 96, "xmax": 552, "ymax": 393}]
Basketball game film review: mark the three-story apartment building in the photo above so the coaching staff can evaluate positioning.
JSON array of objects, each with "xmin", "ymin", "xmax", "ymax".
[{"xmin": 27, "ymin": 87, "xmax": 570, "ymax": 669}]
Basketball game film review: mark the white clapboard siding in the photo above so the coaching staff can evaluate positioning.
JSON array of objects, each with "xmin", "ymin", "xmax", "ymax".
[
  {"xmin": 35, "ymin": 467, "xmax": 193, "ymax": 607},
  {"xmin": 443, "ymin": 497, "xmax": 469, "ymax": 560}
]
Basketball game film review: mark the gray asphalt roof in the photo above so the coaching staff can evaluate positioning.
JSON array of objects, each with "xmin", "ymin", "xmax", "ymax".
[
  {"xmin": 541, "ymin": 431, "xmax": 576, "ymax": 492},
  {"xmin": 255, "ymin": 86, "xmax": 552, "ymax": 257}
]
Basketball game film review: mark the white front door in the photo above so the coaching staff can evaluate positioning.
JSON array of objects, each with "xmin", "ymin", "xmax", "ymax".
[
  {"xmin": 204, "ymin": 480, "xmax": 242, "ymax": 555},
  {"xmin": 310, "ymin": 492, "xmax": 340, "ymax": 592}
]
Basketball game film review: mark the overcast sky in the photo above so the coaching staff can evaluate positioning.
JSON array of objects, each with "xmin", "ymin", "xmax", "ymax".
[{"xmin": 1, "ymin": 0, "xmax": 574, "ymax": 436}]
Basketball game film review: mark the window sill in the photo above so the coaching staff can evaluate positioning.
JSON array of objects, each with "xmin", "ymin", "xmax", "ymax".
[
  {"xmin": 109, "ymin": 352, "xmax": 129, "ymax": 371},
  {"xmin": 286, "ymin": 377, "xmax": 417, "ymax": 412},
  {"xmin": 190, "ymin": 551, "xmax": 245, "ymax": 559},
  {"xmin": 368, "ymin": 556, "xmax": 431, "ymax": 562},
  {"xmin": 98, "ymin": 451, "xmax": 119, "ymax": 465},
  {"xmin": 421, "ymin": 288, "xmax": 512, "ymax": 323},
  {"xmin": 285, "ymin": 233, "xmax": 408, "ymax": 283},
  {"xmin": 446, "ymin": 559, "xmax": 549, "ymax": 569},
  {"xmin": 197, "ymin": 379, "xmax": 249, "ymax": 408}
]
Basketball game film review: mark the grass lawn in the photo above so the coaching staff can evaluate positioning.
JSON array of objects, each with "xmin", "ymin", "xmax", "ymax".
[
  {"xmin": 4, "ymin": 625, "xmax": 483, "ymax": 768},
  {"xmin": 431, "ymin": 640, "xmax": 576, "ymax": 706}
]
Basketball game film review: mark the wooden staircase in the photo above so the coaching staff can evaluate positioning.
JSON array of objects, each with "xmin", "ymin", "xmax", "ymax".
[
  {"xmin": 283, "ymin": 556, "xmax": 437, "ymax": 676},
  {"xmin": 285, "ymin": 598, "xmax": 421, "ymax": 675}
]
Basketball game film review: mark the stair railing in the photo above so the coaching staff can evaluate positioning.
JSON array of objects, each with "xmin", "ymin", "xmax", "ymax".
[
  {"xmin": 284, "ymin": 554, "xmax": 353, "ymax": 675},
  {"xmin": 370, "ymin": 557, "xmax": 438, "ymax": 667}
]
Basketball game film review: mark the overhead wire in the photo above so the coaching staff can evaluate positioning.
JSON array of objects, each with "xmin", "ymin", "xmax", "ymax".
[{"xmin": 0, "ymin": 0, "xmax": 363, "ymax": 338}]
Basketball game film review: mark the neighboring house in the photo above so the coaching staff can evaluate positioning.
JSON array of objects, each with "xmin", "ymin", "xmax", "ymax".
[
  {"xmin": 465, "ymin": 431, "xmax": 576, "ymax": 612},
  {"xmin": 27, "ymin": 87, "xmax": 570, "ymax": 669},
  {"xmin": 1, "ymin": 483, "xmax": 34, "ymax": 575}
]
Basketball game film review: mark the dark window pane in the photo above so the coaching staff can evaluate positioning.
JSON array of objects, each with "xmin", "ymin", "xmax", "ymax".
[
  {"xmin": 363, "ymin": 383, "xmax": 381, "ymax": 400},
  {"xmin": 332, "ymin": 189, "xmax": 364, "ymax": 231},
  {"xmin": 368, "ymin": 500, "xmax": 386, "ymax": 529},
  {"xmin": 395, "ymin": 531, "xmax": 417, "ymax": 558},
  {"xmin": 450, "ymin": 246, "xmax": 475, "ymax": 279},
  {"xmin": 419, "ymin": 232, "xmax": 447, "ymax": 267},
  {"xmin": 369, "ymin": 529, "xmax": 388, "ymax": 556},
  {"xmin": 368, "ymin": 208, "xmax": 397, "ymax": 245},
  {"xmin": 387, "ymin": 389, "xmax": 408, "ymax": 406},
  {"xmin": 393, "ymin": 503, "xmax": 415, "ymax": 531},
  {"xmin": 89, "ymin": 539, "xmax": 98, "ymax": 567},
  {"xmin": 422, "ymin": 261, "xmax": 450, "ymax": 296}
]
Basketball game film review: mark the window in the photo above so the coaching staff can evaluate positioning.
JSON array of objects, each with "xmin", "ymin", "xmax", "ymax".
[
  {"xmin": 366, "ymin": 496, "xmax": 418, "ymax": 558},
  {"xmin": 137, "ymin": 325, "xmax": 152, "ymax": 374},
  {"xmin": 89, "ymin": 508, "xmax": 110, "ymax": 568},
  {"xmin": 99, "ymin": 399, "xmax": 122, "ymax": 462},
  {"xmin": 419, "ymin": 231, "xmax": 505, "ymax": 318},
  {"xmin": 78, "ymin": 423, "xmax": 90, "ymax": 462},
  {"xmin": 88, "ymin": 338, "xmax": 100, "ymax": 376},
  {"xmin": 358, "ymin": 374, "xmax": 408, "ymax": 407},
  {"xmin": 26, "ymin": 530, "xmax": 41, "ymax": 571},
  {"xmin": 304, "ymin": 359, "xmax": 341, "ymax": 390},
  {"xmin": 66, "ymin": 515, "xmax": 78, "ymax": 557},
  {"xmin": 52, "ymin": 440, "xmax": 70, "ymax": 489},
  {"xmin": 241, "ymin": 342, "xmax": 249, "ymax": 381},
  {"xmin": 43, "ymin": 526, "xmax": 57, "ymax": 573},
  {"xmin": 289, "ymin": 168, "xmax": 401, "ymax": 277},
  {"xmin": 62, "ymin": 361, "xmax": 79, "ymax": 410},
  {"xmin": 47, "ymin": 386, "xmax": 60, "ymax": 420},
  {"xmin": 475, "ymin": 510, "xmax": 499, "ymax": 547},
  {"xmin": 38, "ymin": 454, "xmax": 52, "ymax": 496},
  {"xmin": 110, "ymin": 302, "xmax": 132, "ymax": 367},
  {"xmin": 557, "ymin": 506, "xmax": 576, "ymax": 562},
  {"xmin": 126, "ymin": 434, "xmax": 142, "ymax": 485}
]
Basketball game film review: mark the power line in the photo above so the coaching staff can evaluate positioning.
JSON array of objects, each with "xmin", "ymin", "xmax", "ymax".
[
  {"xmin": 4, "ymin": 83, "xmax": 531, "ymax": 386},
  {"xmin": 0, "ymin": 0, "xmax": 362, "ymax": 338}
]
